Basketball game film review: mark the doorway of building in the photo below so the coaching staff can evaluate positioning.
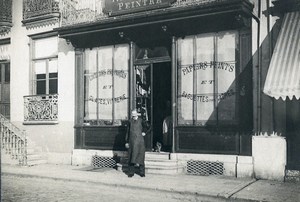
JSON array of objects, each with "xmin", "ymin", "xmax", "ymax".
[
  {"xmin": 152, "ymin": 62, "xmax": 172, "ymax": 151},
  {"xmin": 286, "ymin": 100, "xmax": 300, "ymax": 170},
  {"xmin": 0, "ymin": 62, "xmax": 10, "ymax": 119},
  {"xmin": 134, "ymin": 62, "xmax": 172, "ymax": 152}
]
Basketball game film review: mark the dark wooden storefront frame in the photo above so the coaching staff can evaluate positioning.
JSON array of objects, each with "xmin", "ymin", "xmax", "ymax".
[{"xmin": 65, "ymin": 0, "xmax": 254, "ymax": 155}]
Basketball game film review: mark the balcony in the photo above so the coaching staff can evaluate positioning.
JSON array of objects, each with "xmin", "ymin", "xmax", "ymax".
[
  {"xmin": 24, "ymin": 94, "xmax": 58, "ymax": 125},
  {"xmin": 22, "ymin": 0, "xmax": 60, "ymax": 27},
  {"xmin": 0, "ymin": 0, "xmax": 12, "ymax": 35}
]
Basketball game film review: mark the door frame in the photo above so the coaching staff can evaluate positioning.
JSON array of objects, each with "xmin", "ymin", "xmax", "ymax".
[
  {"xmin": 0, "ymin": 61, "xmax": 10, "ymax": 119},
  {"xmin": 131, "ymin": 38, "xmax": 176, "ymax": 152},
  {"xmin": 133, "ymin": 59, "xmax": 172, "ymax": 151}
]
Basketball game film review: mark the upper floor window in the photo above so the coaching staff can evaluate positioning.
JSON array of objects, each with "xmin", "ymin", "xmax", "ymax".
[
  {"xmin": 32, "ymin": 37, "xmax": 58, "ymax": 95},
  {"xmin": 177, "ymin": 31, "xmax": 238, "ymax": 126}
]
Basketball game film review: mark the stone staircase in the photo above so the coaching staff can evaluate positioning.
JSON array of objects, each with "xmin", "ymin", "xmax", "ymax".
[
  {"xmin": 2, "ymin": 138, "xmax": 47, "ymax": 166},
  {"xmin": 117, "ymin": 152, "xmax": 185, "ymax": 175},
  {"xmin": 26, "ymin": 141, "xmax": 47, "ymax": 166},
  {"xmin": 0, "ymin": 113, "xmax": 47, "ymax": 166}
]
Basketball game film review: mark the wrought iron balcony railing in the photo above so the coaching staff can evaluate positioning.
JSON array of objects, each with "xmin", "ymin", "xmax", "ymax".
[
  {"xmin": 23, "ymin": 0, "xmax": 60, "ymax": 21},
  {"xmin": 24, "ymin": 94, "xmax": 58, "ymax": 124},
  {"xmin": 0, "ymin": 113, "xmax": 27, "ymax": 166},
  {"xmin": 0, "ymin": 0, "xmax": 12, "ymax": 34}
]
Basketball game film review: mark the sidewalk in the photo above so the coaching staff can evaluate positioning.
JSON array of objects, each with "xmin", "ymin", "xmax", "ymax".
[{"xmin": 1, "ymin": 164, "xmax": 300, "ymax": 202}]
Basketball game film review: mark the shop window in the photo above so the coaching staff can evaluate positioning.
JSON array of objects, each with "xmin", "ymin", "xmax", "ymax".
[
  {"xmin": 84, "ymin": 44, "xmax": 129, "ymax": 126},
  {"xmin": 32, "ymin": 37, "xmax": 58, "ymax": 95},
  {"xmin": 177, "ymin": 31, "xmax": 237, "ymax": 126}
]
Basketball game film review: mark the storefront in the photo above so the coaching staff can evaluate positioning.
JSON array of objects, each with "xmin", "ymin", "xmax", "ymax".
[{"xmin": 58, "ymin": 0, "xmax": 254, "ymax": 155}]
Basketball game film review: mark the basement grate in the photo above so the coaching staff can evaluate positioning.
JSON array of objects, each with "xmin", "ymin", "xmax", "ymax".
[
  {"xmin": 91, "ymin": 155, "xmax": 117, "ymax": 169},
  {"xmin": 187, "ymin": 160, "xmax": 224, "ymax": 176},
  {"xmin": 285, "ymin": 170, "xmax": 300, "ymax": 182}
]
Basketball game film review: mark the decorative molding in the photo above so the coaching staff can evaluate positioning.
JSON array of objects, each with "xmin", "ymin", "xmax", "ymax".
[
  {"xmin": 29, "ymin": 30, "xmax": 58, "ymax": 39},
  {"xmin": 22, "ymin": 0, "xmax": 60, "ymax": 29},
  {"xmin": 0, "ymin": 0, "xmax": 12, "ymax": 35},
  {"xmin": 59, "ymin": 0, "xmax": 253, "ymax": 27},
  {"xmin": 23, "ymin": 0, "xmax": 59, "ymax": 20},
  {"xmin": 0, "ymin": 26, "xmax": 11, "ymax": 36},
  {"xmin": 23, "ymin": 15, "xmax": 60, "ymax": 29}
]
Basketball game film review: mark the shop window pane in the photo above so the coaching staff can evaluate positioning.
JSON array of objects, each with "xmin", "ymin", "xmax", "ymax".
[
  {"xmin": 84, "ymin": 49, "xmax": 98, "ymax": 121},
  {"xmin": 98, "ymin": 46, "xmax": 113, "ymax": 120},
  {"xmin": 177, "ymin": 37, "xmax": 193, "ymax": 125},
  {"xmin": 195, "ymin": 35, "xmax": 216, "ymax": 124},
  {"xmin": 217, "ymin": 32, "xmax": 236, "ymax": 121},
  {"xmin": 84, "ymin": 45, "xmax": 129, "ymax": 125},
  {"xmin": 176, "ymin": 31, "xmax": 238, "ymax": 126},
  {"xmin": 114, "ymin": 44, "xmax": 129, "ymax": 120}
]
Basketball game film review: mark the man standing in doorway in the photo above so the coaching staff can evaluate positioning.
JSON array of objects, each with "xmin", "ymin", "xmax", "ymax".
[{"xmin": 125, "ymin": 109, "xmax": 149, "ymax": 177}]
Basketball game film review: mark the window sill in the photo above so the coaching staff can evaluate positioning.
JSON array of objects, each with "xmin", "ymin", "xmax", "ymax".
[{"xmin": 23, "ymin": 121, "xmax": 58, "ymax": 125}]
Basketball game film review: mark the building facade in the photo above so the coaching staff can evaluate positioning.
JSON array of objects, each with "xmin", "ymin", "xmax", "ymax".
[{"xmin": 1, "ymin": 0, "xmax": 299, "ymax": 181}]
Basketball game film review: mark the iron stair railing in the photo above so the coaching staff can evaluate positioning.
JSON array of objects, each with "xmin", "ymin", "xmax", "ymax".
[{"xmin": 0, "ymin": 113, "xmax": 27, "ymax": 165}]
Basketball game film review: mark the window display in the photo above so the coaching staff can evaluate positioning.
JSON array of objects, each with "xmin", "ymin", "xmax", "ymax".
[{"xmin": 177, "ymin": 31, "xmax": 237, "ymax": 125}]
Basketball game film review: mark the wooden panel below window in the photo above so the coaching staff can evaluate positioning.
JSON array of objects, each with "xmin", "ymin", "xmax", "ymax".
[
  {"xmin": 75, "ymin": 126, "xmax": 127, "ymax": 150},
  {"xmin": 175, "ymin": 127, "xmax": 251, "ymax": 155}
]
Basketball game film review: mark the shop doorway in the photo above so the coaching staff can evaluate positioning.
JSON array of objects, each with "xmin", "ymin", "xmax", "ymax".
[
  {"xmin": 152, "ymin": 62, "xmax": 172, "ymax": 151},
  {"xmin": 134, "ymin": 62, "xmax": 172, "ymax": 152}
]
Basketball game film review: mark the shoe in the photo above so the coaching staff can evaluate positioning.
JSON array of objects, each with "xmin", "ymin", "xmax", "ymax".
[{"xmin": 140, "ymin": 174, "xmax": 145, "ymax": 177}]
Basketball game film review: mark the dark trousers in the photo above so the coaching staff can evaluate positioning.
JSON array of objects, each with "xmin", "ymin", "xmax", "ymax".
[{"xmin": 128, "ymin": 163, "xmax": 145, "ymax": 176}]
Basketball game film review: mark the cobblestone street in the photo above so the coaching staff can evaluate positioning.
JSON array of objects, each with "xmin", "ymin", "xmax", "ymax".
[{"xmin": 1, "ymin": 175, "xmax": 230, "ymax": 202}]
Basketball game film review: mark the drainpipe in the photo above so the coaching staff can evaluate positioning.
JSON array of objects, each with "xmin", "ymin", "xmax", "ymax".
[
  {"xmin": 266, "ymin": 0, "xmax": 275, "ymax": 133},
  {"xmin": 171, "ymin": 36, "xmax": 176, "ymax": 154},
  {"xmin": 252, "ymin": 0, "xmax": 261, "ymax": 134}
]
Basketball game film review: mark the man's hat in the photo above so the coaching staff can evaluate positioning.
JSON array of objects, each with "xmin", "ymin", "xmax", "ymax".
[{"xmin": 131, "ymin": 109, "xmax": 141, "ymax": 116}]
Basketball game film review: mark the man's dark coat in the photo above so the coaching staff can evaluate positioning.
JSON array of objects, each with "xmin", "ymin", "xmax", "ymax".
[{"xmin": 126, "ymin": 117, "xmax": 148, "ymax": 165}]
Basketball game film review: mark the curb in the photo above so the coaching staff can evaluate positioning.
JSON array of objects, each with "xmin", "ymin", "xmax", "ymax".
[{"xmin": 2, "ymin": 171, "xmax": 260, "ymax": 202}]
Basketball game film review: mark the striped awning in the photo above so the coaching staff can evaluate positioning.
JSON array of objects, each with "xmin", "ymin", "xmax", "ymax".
[{"xmin": 263, "ymin": 11, "xmax": 300, "ymax": 100}]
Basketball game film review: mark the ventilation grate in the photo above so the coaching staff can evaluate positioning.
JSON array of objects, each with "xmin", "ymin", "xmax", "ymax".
[
  {"xmin": 91, "ymin": 155, "xmax": 117, "ymax": 168},
  {"xmin": 285, "ymin": 170, "xmax": 300, "ymax": 182},
  {"xmin": 187, "ymin": 160, "xmax": 224, "ymax": 176}
]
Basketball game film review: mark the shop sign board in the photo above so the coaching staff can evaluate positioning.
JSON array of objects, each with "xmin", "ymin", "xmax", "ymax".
[{"xmin": 104, "ymin": 0, "xmax": 176, "ymax": 16}]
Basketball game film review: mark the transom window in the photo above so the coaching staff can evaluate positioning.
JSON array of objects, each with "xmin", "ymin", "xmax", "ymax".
[{"xmin": 177, "ymin": 31, "xmax": 238, "ymax": 126}]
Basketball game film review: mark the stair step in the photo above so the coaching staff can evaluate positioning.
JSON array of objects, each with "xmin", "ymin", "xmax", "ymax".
[
  {"xmin": 145, "ymin": 152, "xmax": 170, "ymax": 160},
  {"xmin": 146, "ymin": 167, "xmax": 185, "ymax": 175},
  {"xmin": 117, "ymin": 161, "xmax": 185, "ymax": 175},
  {"xmin": 145, "ymin": 160, "xmax": 179, "ymax": 167},
  {"xmin": 1, "ymin": 153, "xmax": 20, "ymax": 165},
  {"xmin": 27, "ymin": 154, "xmax": 46, "ymax": 161},
  {"xmin": 27, "ymin": 159, "xmax": 47, "ymax": 166}
]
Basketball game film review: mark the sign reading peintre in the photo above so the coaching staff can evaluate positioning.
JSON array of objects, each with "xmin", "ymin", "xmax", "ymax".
[{"xmin": 104, "ymin": 0, "xmax": 176, "ymax": 16}]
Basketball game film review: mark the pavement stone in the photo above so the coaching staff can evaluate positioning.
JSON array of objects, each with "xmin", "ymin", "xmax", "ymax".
[{"xmin": 1, "ymin": 164, "xmax": 300, "ymax": 202}]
